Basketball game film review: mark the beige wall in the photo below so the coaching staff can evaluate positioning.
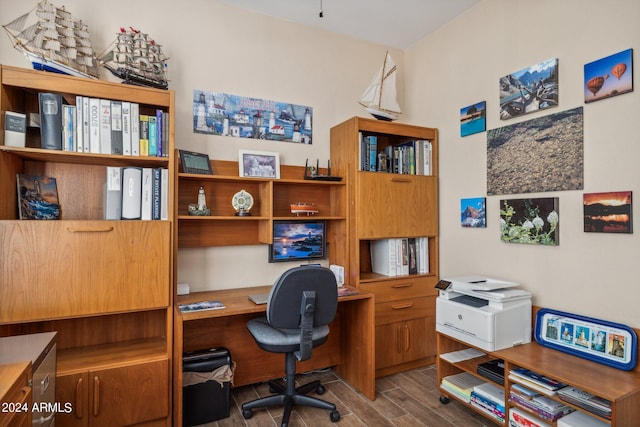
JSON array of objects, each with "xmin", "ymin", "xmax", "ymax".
[
  {"xmin": 405, "ymin": 0, "xmax": 640, "ymax": 327},
  {"xmin": 0, "ymin": 0, "xmax": 401, "ymax": 291},
  {"xmin": 2, "ymin": 0, "xmax": 638, "ymax": 327}
]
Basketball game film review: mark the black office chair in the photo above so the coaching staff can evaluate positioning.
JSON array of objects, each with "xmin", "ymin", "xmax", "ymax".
[{"xmin": 241, "ymin": 266, "xmax": 341, "ymax": 426}]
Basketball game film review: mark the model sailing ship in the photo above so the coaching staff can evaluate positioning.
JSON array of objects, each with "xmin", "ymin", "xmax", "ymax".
[
  {"xmin": 359, "ymin": 51, "xmax": 402, "ymax": 121},
  {"xmin": 2, "ymin": 0, "xmax": 99, "ymax": 79},
  {"xmin": 98, "ymin": 27, "xmax": 169, "ymax": 90}
]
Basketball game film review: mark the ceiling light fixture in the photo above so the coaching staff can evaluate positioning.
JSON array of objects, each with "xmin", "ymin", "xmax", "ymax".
[{"xmin": 319, "ymin": 0, "xmax": 324, "ymax": 18}]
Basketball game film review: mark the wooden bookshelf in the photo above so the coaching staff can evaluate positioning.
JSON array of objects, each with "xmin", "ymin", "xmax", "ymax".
[{"xmin": 0, "ymin": 65, "xmax": 174, "ymax": 426}]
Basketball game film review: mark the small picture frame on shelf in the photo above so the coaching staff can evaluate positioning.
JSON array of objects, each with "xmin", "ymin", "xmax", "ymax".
[
  {"xmin": 239, "ymin": 149, "xmax": 280, "ymax": 179},
  {"xmin": 179, "ymin": 149, "xmax": 213, "ymax": 175}
]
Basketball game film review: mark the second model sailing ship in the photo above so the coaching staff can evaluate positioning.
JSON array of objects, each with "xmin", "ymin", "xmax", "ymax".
[
  {"xmin": 98, "ymin": 27, "xmax": 169, "ymax": 90},
  {"xmin": 359, "ymin": 51, "xmax": 402, "ymax": 121},
  {"xmin": 2, "ymin": 0, "xmax": 99, "ymax": 79}
]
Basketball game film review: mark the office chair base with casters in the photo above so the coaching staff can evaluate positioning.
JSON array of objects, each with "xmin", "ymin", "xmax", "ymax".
[{"xmin": 241, "ymin": 353, "xmax": 340, "ymax": 426}]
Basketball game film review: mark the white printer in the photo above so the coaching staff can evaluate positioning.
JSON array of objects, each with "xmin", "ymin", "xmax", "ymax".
[{"xmin": 435, "ymin": 275, "xmax": 532, "ymax": 352}]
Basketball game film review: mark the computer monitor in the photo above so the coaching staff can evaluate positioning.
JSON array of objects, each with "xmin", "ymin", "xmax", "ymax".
[{"xmin": 269, "ymin": 220, "xmax": 326, "ymax": 263}]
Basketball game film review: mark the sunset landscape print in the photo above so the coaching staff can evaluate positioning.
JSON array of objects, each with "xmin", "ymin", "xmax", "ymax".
[{"xmin": 583, "ymin": 191, "xmax": 632, "ymax": 233}]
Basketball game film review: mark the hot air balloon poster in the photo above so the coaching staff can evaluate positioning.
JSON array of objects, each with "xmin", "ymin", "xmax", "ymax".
[{"xmin": 584, "ymin": 49, "xmax": 633, "ymax": 103}]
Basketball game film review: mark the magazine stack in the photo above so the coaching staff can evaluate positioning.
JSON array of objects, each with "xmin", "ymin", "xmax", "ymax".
[
  {"xmin": 470, "ymin": 382, "xmax": 505, "ymax": 423},
  {"xmin": 509, "ymin": 383, "xmax": 574, "ymax": 422},
  {"xmin": 508, "ymin": 367, "xmax": 567, "ymax": 395},
  {"xmin": 509, "ymin": 407, "xmax": 553, "ymax": 427},
  {"xmin": 557, "ymin": 410, "xmax": 609, "ymax": 427},
  {"xmin": 440, "ymin": 372, "xmax": 485, "ymax": 403},
  {"xmin": 556, "ymin": 387, "xmax": 611, "ymax": 419}
]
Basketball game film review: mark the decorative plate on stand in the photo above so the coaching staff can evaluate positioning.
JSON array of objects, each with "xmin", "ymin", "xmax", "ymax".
[{"xmin": 232, "ymin": 189, "xmax": 253, "ymax": 216}]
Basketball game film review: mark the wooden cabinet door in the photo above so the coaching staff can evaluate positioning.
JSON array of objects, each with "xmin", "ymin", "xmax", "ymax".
[
  {"xmin": 90, "ymin": 359, "xmax": 169, "ymax": 426},
  {"xmin": 375, "ymin": 317, "xmax": 435, "ymax": 370},
  {"xmin": 375, "ymin": 322, "xmax": 403, "ymax": 370},
  {"xmin": 56, "ymin": 372, "xmax": 89, "ymax": 427},
  {"xmin": 401, "ymin": 316, "xmax": 435, "ymax": 364},
  {"xmin": 357, "ymin": 173, "xmax": 437, "ymax": 239},
  {"xmin": 0, "ymin": 221, "xmax": 170, "ymax": 322}
]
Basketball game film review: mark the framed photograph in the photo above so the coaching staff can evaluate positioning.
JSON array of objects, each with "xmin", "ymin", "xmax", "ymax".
[
  {"xmin": 584, "ymin": 48, "xmax": 633, "ymax": 103},
  {"xmin": 460, "ymin": 197, "xmax": 486, "ymax": 228},
  {"xmin": 583, "ymin": 191, "xmax": 632, "ymax": 233},
  {"xmin": 239, "ymin": 149, "xmax": 280, "ymax": 178},
  {"xmin": 499, "ymin": 58, "xmax": 558, "ymax": 120},
  {"xmin": 178, "ymin": 149, "xmax": 212, "ymax": 175},
  {"xmin": 535, "ymin": 308, "xmax": 637, "ymax": 371},
  {"xmin": 499, "ymin": 197, "xmax": 559, "ymax": 245},
  {"xmin": 460, "ymin": 101, "xmax": 486, "ymax": 137}
]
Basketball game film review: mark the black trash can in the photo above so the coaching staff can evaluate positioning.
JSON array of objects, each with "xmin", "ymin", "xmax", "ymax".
[{"xmin": 182, "ymin": 347, "xmax": 233, "ymax": 426}]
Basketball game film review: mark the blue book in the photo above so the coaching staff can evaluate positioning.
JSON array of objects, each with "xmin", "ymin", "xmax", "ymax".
[
  {"xmin": 368, "ymin": 135, "xmax": 377, "ymax": 171},
  {"xmin": 148, "ymin": 115, "xmax": 158, "ymax": 156}
]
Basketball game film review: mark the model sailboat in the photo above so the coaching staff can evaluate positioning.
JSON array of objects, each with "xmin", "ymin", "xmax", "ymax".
[
  {"xmin": 98, "ymin": 27, "xmax": 169, "ymax": 90},
  {"xmin": 2, "ymin": 0, "xmax": 99, "ymax": 79},
  {"xmin": 359, "ymin": 51, "xmax": 401, "ymax": 121}
]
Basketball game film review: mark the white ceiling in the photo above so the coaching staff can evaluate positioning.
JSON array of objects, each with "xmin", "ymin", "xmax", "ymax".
[{"xmin": 216, "ymin": 0, "xmax": 480, "ymax": 49}]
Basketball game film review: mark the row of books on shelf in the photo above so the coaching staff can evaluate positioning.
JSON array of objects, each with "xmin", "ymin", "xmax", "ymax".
[
  {"xmin": 441, "ymin": 372, "xmax": 608, "ymax": 427},
  {"xmin": 370, "ymin": 237, "xmax": 429, "ymax": 277},
  {"xmin": 358, "ymin": 133, "xmax": 433, "ymax": 175},
  {"xmin": 105, "ymin": 166, "xmax": 169, "ymax": 220},
  {"xmin": 37, "ymin": 92, "xmax": 169, "ymax": 157}
]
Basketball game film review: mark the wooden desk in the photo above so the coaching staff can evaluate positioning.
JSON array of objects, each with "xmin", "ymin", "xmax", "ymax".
[{"xmin": 172, "ymin": 286, "xmax": 375, "ymax": 427}]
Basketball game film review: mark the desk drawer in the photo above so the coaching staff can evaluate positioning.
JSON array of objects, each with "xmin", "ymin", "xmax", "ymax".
[
  {"xmin": 361, "ymin": 276, "xmax": 431, "ymax": 302},
  {"xmin": 375, "ymin": 296, "xmax": 434, "ymax": 325}
]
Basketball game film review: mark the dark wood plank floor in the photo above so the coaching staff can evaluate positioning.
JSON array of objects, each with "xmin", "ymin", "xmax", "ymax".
[{"xmin": 200, "ymin": 365, "xmax": 497, "ymax": 426}]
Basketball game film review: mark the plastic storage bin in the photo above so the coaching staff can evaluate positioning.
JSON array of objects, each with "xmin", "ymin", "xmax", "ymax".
[{"xmin": 182, "ymin": 347, "xmax": 233, "ymax": 426}]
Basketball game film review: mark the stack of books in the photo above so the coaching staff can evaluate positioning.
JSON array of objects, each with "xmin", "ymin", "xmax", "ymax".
[
  {"xmin": 509, "ymin": 383, "xmax": 574, "ymax": 422},
  {"xmin": 440, "ymin": 372, "xmax": 485, "ymax": 403},
  {"xmin": 470, "ymin": 382, "xmax": 505, "ymax": 423},
  {"xmin": 556, "ymin": 387, "xmax": 611, "ymax": 419},
  {"xmin": 508, "ymin": 368, "xmax": 567, "ymax": 396}
]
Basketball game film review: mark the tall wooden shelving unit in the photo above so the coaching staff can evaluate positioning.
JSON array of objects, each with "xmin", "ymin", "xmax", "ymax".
[
  {"xmin": 0, "ymin": 65, "xmax": 174, "ymax": 427},
  {"xmin": 330, "ymin": 116, "xmax": 439, "ymax": 377}
]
